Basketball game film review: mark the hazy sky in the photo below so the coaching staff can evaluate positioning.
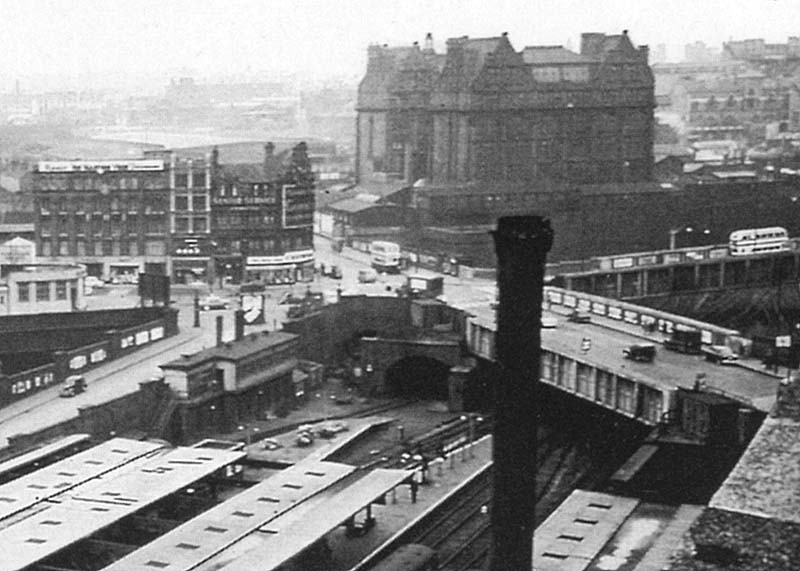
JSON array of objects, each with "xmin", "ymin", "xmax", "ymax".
[{"xmin": 1, "ymin": 0, "xmax": 799, "ymax": 89}]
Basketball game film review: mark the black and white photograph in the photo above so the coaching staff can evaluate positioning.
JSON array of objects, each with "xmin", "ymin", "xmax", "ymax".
[{"xmin": 0, "ymin": 1, "xmax": 798, "ymax": 569}]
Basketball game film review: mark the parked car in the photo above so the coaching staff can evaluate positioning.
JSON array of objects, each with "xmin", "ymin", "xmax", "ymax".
[
  {"xmin": 702, "ymin": 345, "xmax": 739, "ymax": 365},
  {"xmin": 85, "ymin": 276, "xmax": 105, "ymax": 289},
  {"xmin": 200, "ymin": 295, "xmax": 230, "ymax": 310},
  {"xmin": 358, "ymin": 268, "xmax": 378, "ymax": 283},
  {"xmin": 262, "ymin": 438, "xmax": 282, "ymax": 451},
  {"xmin": 540, "ymin": 316, "xmax": 558, "ymax": 329},
  {"xmin": 623, "ymin": 343, "xmax": 656, "ymax": 363},
  {"xmin": 567, "ymin": 310, "xmax": 592, "ymax": 324},
  {"xmin": 59, "ymin": 375, "xmax": 87, "ymax": 398}
]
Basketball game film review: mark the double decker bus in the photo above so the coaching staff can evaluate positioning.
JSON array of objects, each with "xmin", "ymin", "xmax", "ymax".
[
  {"xmin": 370, "ymin": 240, "xmax": 401, "ymax": 273},
  {"xmin": 729, "ymin": 226, "xmax": 790, "ymax": 256}
]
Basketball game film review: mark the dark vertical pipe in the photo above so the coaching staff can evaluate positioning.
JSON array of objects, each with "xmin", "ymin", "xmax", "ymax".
[{"xmin": 489, "ymin": 215, "xmax": 553, "ymax": 571}]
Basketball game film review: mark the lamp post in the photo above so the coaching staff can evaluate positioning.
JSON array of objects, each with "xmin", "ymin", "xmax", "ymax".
[{"xmin": 668, "ymin": 226, "xmax": 711, "ymax": 250}]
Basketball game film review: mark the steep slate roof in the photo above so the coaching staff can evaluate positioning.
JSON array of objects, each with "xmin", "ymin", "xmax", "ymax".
[
  {"xmin": 521, "ymin": 46, "xmax": 593, "ymax": 65},
  {"xmin": 161, "ymin": 331, "xmax": 298, "ymax": 370}
]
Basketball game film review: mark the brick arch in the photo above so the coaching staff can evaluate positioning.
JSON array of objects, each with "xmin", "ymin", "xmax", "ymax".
[
  {"xmin": 385, "ymin": 355, "xmax": 450, "ymax": 398},
  {"xmin": 360, "ymin": 337, "xmax": 463, "ymax": 395}
]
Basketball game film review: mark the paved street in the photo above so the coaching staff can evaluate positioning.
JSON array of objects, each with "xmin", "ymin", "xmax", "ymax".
[{"xmin": 0, "ymin": 239, "xmax": 496, "ymax": 449}]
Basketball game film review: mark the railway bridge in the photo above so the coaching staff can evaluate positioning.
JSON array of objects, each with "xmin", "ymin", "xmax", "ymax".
[
  {"xmin": 457, "ymin": 288, "xmax": 781, "ymax": 427},
  {"xmin": 552, "ymin": 239, "xmax": 800, "ymax": 302}
]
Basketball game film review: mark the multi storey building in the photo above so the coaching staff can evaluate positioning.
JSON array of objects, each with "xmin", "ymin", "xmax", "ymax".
[
  {"xmin": 669, "ymin": 72, "xmax": 800, "ymax": 143},
  {"xmin": 355, "ymin": 30, "xmax": 654, "ymax": 264},
  {"xmin": 32, "ymin": 159, "xmax": 171, "ymax": 279},
  {"xmin": 211, "ymin": 143, "xmax": 315, "ymax": 285},
  {"xmin": 31, "ymin": 143, "xmax": 315, "ymax": 284}
]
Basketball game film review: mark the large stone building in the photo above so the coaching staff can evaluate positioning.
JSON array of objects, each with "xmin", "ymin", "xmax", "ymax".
[
  {"xmin": 30, "ymin": 143, "xmax": 315, "ymax": 284},
  {"xmin": 357, "ymin": 31, "xmax": 653, "ymax": 190},
  {"xmin": 355, "ymin": 31, "xmax": 654, "ymax": 264}
]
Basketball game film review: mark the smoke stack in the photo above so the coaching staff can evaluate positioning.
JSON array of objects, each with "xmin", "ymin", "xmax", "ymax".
[
  {"xmin": 424, "ymin": 32, "xmax": 433, "ymax": 51},
  {"xmin": 264, "ymin": 142, "xmax": 275, "ymax": 176},
  {"xmin": 489, "ymin": 215, "xmax": 553, "ymax": 571}
]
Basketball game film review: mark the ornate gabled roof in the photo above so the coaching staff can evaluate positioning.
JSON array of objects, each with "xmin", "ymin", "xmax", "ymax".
[{"xmin": 522, "ymin": 46, "xmax": 593, "ymax": 65}]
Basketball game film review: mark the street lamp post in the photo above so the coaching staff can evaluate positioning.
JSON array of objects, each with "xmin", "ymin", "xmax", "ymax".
[{"xmin": 669, "ymin": 226, "xmax": 711, "ymax": 250}]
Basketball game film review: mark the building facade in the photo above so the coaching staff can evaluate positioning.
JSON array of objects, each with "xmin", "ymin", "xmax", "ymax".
[
  {"xmin": 355, "ymin": 31, "xmax": 654, "ymax": 264},
  {"xmin": 160, "ymin": 331, "xmax": 299, "ymax": 442},
  {"xmin": 0, "ymin": 264, "xmax": 86, "ymax": 315},
  {"xmin": 357, "ymin": 31, "xmax": 654, "ymax": 198},
  {"xmin": 211, "ymin": 142, "xmax": 315, "ymax": 285},
  {"xmin": 31, "ymin": 158, "xmax": 171, "ymax": 280},
  {"xmin": 31, "ymin": 143, "xmax": 315, "ymax": 284}
]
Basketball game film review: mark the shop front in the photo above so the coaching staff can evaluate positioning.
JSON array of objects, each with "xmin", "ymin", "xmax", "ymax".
[
  {"xmin": 109, "ymin": 262, "xmax": 142, "ymax": 284},
  {"xmin": 245, "ymin": 249, "xmax": 315, "ymax": 285},
  {"xmin": 172, "ymin": 256, "xmax": 211, "ymax": 284}
]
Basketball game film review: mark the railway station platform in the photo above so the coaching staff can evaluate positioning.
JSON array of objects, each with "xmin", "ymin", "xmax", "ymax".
[
  {"xmin": 0, "ymin": 444, "xmax": 245, "ymax": 571},
  {"xmin": 532, "ymin": 489, "xmax": 703, "ymax": 571},
  {"xmin": 141, "ymin": 436, "xmax": 493, "ymax": 571},
  {"xmin": 246, "ymin": 416, "xmax": 395, "ymax": 466}
]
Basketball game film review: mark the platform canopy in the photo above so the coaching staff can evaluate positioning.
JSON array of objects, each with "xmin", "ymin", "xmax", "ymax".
[
  {"xmin": 104, "ymin": 460, "xmax": 355, "ymax": 571},
  {"xmin": 0, "ymin": 437, "xmax": 164, "ymax": 524},
  {"xmin": 222, "ymin": 469, "xmax": 413, "ymax": 571},
  {"xmin": 0, "ymin": 446, "xmax": 245, "ymax": 571}
]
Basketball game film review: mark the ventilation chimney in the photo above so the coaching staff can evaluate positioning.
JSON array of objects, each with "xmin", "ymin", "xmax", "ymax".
[{"xmin": 489, "ymin": 216, "xmax": 553, "ymax": 571}]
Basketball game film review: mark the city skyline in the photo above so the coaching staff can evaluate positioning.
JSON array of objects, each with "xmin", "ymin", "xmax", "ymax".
[{"xmin": 0, "ymin": 0, "xmax": 799, "ymax": 91}]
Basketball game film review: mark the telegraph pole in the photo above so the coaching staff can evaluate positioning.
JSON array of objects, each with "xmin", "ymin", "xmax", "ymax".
[{"xmin": 489, "ymin": 215, "xmax": 553, "ymax": 571}]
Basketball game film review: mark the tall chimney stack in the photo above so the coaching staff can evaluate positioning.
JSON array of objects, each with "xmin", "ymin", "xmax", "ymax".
[{"xmin": 489, "ymin": 215, "xmax": 553, "ymax": 571}]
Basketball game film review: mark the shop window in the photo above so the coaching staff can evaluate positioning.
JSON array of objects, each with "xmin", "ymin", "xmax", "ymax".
[
  {"xmin": 18, "ymin": 282, "xmax": 30, "ymax": 302},
  {"xmin": 36, "ymin": 282, "xmax": 50, "ymax": 302},
  {"xmin": 55, "ymin": 280, "xmax": 67, "ymax": 300}
]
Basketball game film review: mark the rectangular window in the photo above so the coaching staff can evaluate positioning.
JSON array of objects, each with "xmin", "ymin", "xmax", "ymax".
[
  {"xmin": 18, "ymin": 282, "xmax": 30, "ymax": 302},
  {"xmin": 192, "ymin": 195, "xmax": 206, "ymax": 211},
  {"xmin": 175, "ymin": 195, "xmax": 189, "ymax": 211},
  {"xmin": 175, "ymin": 217, "xmax": 189, "ymax": 233},
  {"xmin": 194, "ymin": 217, "xmax": 208, "ymax": 233},
  {"xmin": 145, "ymin": 241, "xmax": 165, "ymax": 256},
  {"xmin": 94, "ymin": 242, "xmax": 103, "ymax": 256},
  {"xmin": 55, "ymin": 280, "xmax": 67, "ymax": 300},
  {"xmin": 59, "ymin": 240, "xmax": 69, "ymax": 256},
  {"xmin": 129, "ymin": 240, "xmax": 139, "ymax": 256},
  {"xmin": 193, "ymin": 171, "xmax": 206, "ymax": 188},
  {"xmin": 175, "ymin": 173, "xmax": 188, "ymax": 188},
  {"xmin": 42, "ymin": 241, "xmax": 52, "ymax": 257},
  {"xmin": 76, "ymin": 240, "xmax": 86, "ymax": 256},
  {"xmin": 36, "ymin": 282, "xmax": 50, "ymax": 302}
]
